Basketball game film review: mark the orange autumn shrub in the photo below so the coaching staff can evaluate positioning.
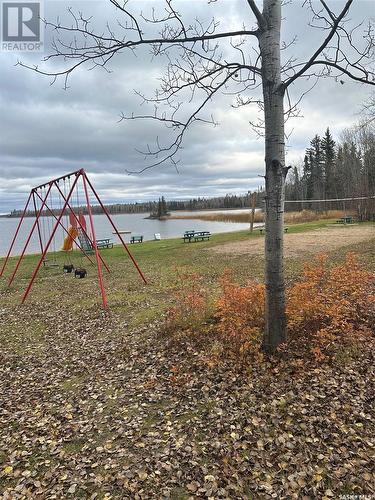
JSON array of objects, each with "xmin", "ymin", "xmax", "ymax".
[
  {"xmin": 164, "ymin": 254, "xmax": 374, "ymax": 363},
  {"xmin": 287, "ymin": 253, "xmax": 375, "ymax": 356},
  {"xmin": 164, "ymin": 271, "xmax": 211, "ymax": 336},
  {"xmin": 214, "ymin": 273, "xmax": 265, "ymax": 357}
]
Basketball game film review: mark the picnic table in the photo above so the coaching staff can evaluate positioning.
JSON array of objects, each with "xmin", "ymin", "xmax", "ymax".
[
  {"xmin": 336, "ymin": 216, "xmax": 354, "ymax": 224},
  {"xmin": 183, "ymin": 230, "xmax": 211, "ymax": 242},
  {"xmin": 183, "ymin": 230, "xmax": 195, "ymax": 242},
  {"xmin": 95, "ymin": 238, "xmax": 113, "ymax": 249}
]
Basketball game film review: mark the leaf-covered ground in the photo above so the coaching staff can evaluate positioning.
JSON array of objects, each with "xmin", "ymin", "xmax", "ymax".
[{"xmin": 0, "ymin": 226, "xmax": 374, "ymax": 498}]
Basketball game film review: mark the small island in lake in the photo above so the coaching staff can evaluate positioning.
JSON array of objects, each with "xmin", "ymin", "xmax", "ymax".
[{"xmin": 145, "ymin": 196, "xmax": 170, "ymax": 219}]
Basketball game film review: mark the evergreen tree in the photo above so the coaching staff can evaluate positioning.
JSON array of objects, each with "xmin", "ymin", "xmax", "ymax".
[
  {"xmin": 303, "ymin": 135, "xmax": 323, "ymax": 200},
  {"xmin": 156, "ymin": 198, "xmax": 162, "ymax": 218},
  {"xmin": 358, "ymin": 126, "xmax": 375, "ymax": 195},
  {"xmin": 161, "ymin": 196, "xmax": 168, "ymax": 216},
  {"xmin": 321, "ymin": 128, "xmax": 336, "ymax": 198},
  {"xmin": 303, "ymin": 154, "xmax": 314, "ymax": 199},
  {"xmin": 308, "ymin": 135, "xmax": 324, "ymax": 199}
]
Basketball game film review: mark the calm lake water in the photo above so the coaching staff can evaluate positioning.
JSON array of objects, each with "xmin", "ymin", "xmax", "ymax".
[{"xmin": 0, "ymin": 210, "xmax": 256, "ymax": 257}]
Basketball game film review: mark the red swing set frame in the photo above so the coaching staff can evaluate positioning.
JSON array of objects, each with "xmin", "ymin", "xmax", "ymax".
[{"xmin": 0, "ymin": 169, "xmax": 147, "ymax": 308}]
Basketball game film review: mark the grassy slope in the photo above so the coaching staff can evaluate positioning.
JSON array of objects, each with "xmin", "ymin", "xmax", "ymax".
[
  {"xmin": 0, "ymin": 220, "xmax": 336, "ymax": 323},
  {"xmin": 0, "ymin": 220, "xmax": 374, "ymax": 498}
]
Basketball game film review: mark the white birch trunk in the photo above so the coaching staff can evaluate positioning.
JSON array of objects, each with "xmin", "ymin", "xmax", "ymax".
[{"xmin": 259, "ymin": 0, "xmax": 288, "ymax": 353}]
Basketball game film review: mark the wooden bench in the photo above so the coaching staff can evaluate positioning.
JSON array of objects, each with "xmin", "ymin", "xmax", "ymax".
[
  {"xmin": 96, "ymin": 238, "xmax": 113, "ymax": 249},
  {"xmin": 130, "ymin": 235, "xmax": 143, "ymax": 244}
]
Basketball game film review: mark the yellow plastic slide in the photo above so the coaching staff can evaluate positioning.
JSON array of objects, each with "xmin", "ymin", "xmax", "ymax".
[{"xmin": 62, "ymin": 226, "xmax": 78, "ymax": 251}]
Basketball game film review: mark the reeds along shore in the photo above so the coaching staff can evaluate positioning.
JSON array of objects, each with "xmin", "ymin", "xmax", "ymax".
[{"xmin": 169, "ymin": 209, "xmax": 352, "ymax": 225}]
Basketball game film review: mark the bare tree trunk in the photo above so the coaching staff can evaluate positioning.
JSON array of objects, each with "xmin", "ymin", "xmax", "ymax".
[
  {"xmin": 259, "ymin": 0, "xmax": 287, "ymax": 353},
  {"xmin": 250, "ymin": 192, "xmax": 257, "ymax": 232}
]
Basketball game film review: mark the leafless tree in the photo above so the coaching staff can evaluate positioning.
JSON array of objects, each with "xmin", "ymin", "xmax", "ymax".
[
  {"xmin": 361, "ymin": 93, "xmax": 375, "ymax": 125},
  {"xmin": 21, "ymin": 0, "xmax": 375, "ymax": 353}
]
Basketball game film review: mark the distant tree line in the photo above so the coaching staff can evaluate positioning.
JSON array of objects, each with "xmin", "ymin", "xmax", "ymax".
[
  {"xmin": 285, "ymin": 124, "xmax": 375, "ymax": 217},
  {"xmin": 7, "ymin": 191, "xmax": 264, "ymax": 218},
  {"xmin": 7, "ymin": 122, "xmax": 374, "ymax": 220}
]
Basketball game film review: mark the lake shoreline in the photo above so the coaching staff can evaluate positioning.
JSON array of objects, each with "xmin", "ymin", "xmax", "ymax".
[
  {"xmin": 0, "ymin": 206, "xmax": 256, "ymax": 219},
  {"xmin": 0, "ymin": 215, "xmax": 257, "ymax": 258}
]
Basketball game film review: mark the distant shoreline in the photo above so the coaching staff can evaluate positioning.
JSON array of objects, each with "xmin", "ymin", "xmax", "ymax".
[{"xmin": 0, "ymin": 207, "xmax": 256, "ymax": 219}]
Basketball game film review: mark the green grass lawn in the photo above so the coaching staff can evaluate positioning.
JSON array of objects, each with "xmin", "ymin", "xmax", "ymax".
[{"xmin": 2, "ymin": 219, "xmax": 374, "ymax": 311}]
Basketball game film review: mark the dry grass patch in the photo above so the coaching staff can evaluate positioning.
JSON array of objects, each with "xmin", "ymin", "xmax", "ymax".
[
  {"xmin": 209, "ymin": 224, "xmax": 375, "ymax": 257},
  {"xmin": 169, "ymin": 209, "xmax": 351, "ymax": 225}
]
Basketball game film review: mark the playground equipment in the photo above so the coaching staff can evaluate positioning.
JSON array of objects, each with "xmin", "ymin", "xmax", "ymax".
[
  {"xmin": 0, "ymin": 169, "xmax": 147, "ymax": 308},
  {"xmin": 62, "ymin": 225, "xmax": 78, "ymax": 251}
]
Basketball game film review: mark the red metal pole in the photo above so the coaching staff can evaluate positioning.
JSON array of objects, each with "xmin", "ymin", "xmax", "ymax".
[
  {"xmin": 33, "ymin": 168, "xmax": 85, "ymax": 190},
  {"xmin": 21, "ymin": 175, "xmax": 80, "ymax": 304},
  {"xmin": 33, "ymin": 189, "xmax": 97, "ymax": 268},
  {"xmin": 53, "ymin": 182, "xmax": 110, "ymax": 274},
  {"xmin": 84, "ymin": 174, "xmax": 147, "ymax": 284},
  {"xmin": 81, "ymin": 173, "xmax": 108, "ymax": 310},
  {"xmin": 0, "ymin": 191, "xmax": 33, "ymax": 278},
  {"xmin": 32, "ymin": 191, "xmax": 44, "ymax": 254},
  {"xmin": 8, "ymin": 183, "xmax": 53, "ymax": 287}
]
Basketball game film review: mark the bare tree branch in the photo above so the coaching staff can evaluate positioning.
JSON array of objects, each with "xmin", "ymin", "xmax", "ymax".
[
  {"xmin": 283, "ymin": 0, "xmax": 354, "ymax": 88},
  {"xmin": 125, "ymin": 67, "xmax": 239, "ymax": 173},
  {"xmin": 308, "ymin": 60, "xmax": 375, "ymax": 85},
  {"xmin": 246, "ymin": 0, "xmax": 266, "ymax": 30},
  {"xmin": 109, "ymin": 0, "xmax": 144, "ymax": 39},
  {"xmin": 360, "ymin": 93, "xmax": 375, "ymax": 126},
  {"xmin": 20, "ymin": 0, "xmax": 374, "ymax": 169},
  {"xmin": 319, "ymin": 0, "xmax": 336, "ymax": 23}
]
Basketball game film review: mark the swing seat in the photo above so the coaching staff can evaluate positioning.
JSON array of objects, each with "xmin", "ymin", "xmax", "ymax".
[
  {"xmin": 74, "ymin": 267, "xmax": 87, "ymax": 279},
  {"xmin": 63, "ymin": 264, "xmax": 74, "ymax": 273},
  {"xmin": 43, "ymin": 259, "xmax": 59, "ymax": 268}
]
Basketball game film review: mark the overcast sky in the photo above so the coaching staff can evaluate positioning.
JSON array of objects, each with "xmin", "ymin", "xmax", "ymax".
[{"xmin": 0, "ymin": 0, "xmax": 374, "ymax": 213}]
